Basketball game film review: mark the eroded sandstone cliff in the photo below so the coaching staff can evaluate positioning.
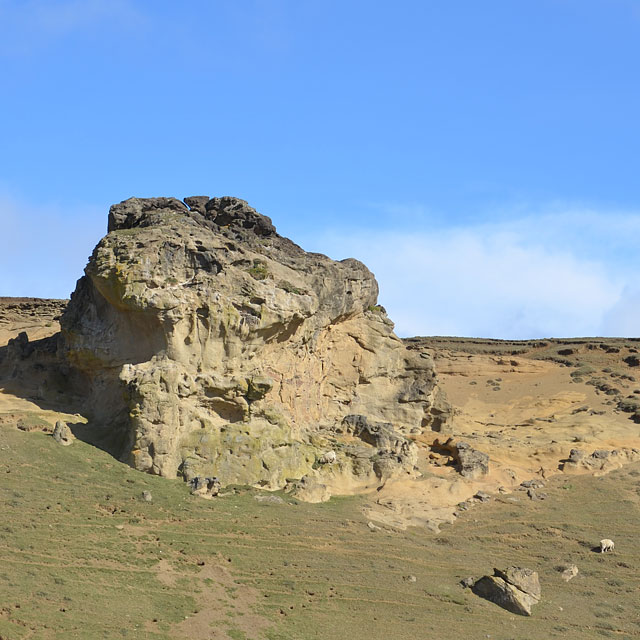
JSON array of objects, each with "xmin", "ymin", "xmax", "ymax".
[{"xmin": 58, "ymin": 196, "xmax": 450, "ymax": 496}]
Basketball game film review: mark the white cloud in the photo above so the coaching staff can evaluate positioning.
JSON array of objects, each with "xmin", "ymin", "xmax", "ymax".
[
  {"xmin": 0, "ymin": 192, "xmax": 105, "ymax": 299},
  {"xmin": 1, "ymin": 192, "xmax": 637, "ymax": 340},
  {"xmin": 300, "ymin": 208, "xmax": 640, "ymax": 339},
  {"xmin": 600, "ymin": 287, "xmax": 640, "ymax": 337}
]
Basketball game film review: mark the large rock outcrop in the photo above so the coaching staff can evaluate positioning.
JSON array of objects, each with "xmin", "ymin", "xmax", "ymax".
[{"xmin": 58, "ymin": 196, "xmax": 450, "ymax": 493}]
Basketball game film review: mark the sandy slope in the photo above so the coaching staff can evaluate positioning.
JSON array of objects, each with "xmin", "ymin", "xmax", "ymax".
[
  {"xmin": 0, "ymin": 297, "xmax": 66, "ymax": 345},
  {"xmin": 366, "ymin": 337, "xmax": 640, "ymax": 529}
]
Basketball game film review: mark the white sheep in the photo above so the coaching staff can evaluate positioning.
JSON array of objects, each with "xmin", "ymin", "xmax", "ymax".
[
  {"xmin": 600, "ymin": 538, "xmax": 615, "ymax": 553},
  {"xmin": 318, "ymin": 450, "xmax": 337, "ymax": 465}
]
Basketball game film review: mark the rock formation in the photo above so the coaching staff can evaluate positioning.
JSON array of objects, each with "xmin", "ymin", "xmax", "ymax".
[
  {"xmin": 52, "ymin": 420, "xmax": 75, "ymax": 446},
  {"xmin": 431, "ymin": 436, "xmax": 489, "ymax": 479},
  {"xmin": 472, "ymin": 566, "xmax": 541, "ymax": 616},
  {"xmin": 562, "ymin": 447, "xmax": 640, "ymax": 474},
  {"xmin": 560, "ymin": 564, "xmax": 578, "ymax": 582},
  {"xmin": 57, "ymin": 196, "xmax": 450, "ymax": 495}
]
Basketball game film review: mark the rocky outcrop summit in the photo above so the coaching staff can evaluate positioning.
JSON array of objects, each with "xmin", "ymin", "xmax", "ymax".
[{"xmin": 57, "ymin": 196, "xmax": 450, "ymax": 495}]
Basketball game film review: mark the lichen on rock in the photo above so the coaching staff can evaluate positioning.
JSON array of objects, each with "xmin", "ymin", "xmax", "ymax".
[{"xmin": 58, "ymin": 195, "xmax": 451, "ymax": 496}]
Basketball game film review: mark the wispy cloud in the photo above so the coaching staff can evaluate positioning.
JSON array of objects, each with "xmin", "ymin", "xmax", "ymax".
[
  {"xmin": 601, "ymin": 286, "xmax": 640, "ymax": 337},
  {"xmin": 300, "ymin": 206, "xmax": 640, "ymax": 339},
  {"xmin": 2, "ymin": 190, "xmax": 638, "ymax": 339},
  {"xmin": 0, "ymin": 0, "xmax": 144, "ymax": 56}
]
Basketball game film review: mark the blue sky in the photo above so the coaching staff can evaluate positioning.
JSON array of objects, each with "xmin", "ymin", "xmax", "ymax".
[{"xmin": 1, "ymin": 0, "xmax": 639, "ymax": 338}]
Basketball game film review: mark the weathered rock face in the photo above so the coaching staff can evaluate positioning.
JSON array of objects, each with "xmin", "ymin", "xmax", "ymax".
[{"xmin": 59, "ymin": 196, "xmax": 450, "ymax": 493}]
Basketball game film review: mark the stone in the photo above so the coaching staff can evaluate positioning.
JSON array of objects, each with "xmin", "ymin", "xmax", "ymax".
[
  {"xmin": 189, "ymin": 476, "xmax": 221, "ymax": 499},
  {"xmin": 141, "ymin": 490, "xmax": 152, "ymax": 502},
  {"xmin": 292, "ymin": 475, "xmax": 331, "ymax": 503},
  {"xmin": 254, "ymin": 494, "xmax": 285, "ymax": 504},
  {"xmin": 623, "ymin": 355, "xmax": 640, "ymax": 367},
  {"xmin": 568, "ymin": 449, "xmax": 586, "ymax": 462},
  {"xmin": 560, "ymin": 564, "xmax": 578, "ymax": 582},
  {"xmin": 432, "ymin": 437, "xmax": 489, "ymax": 479},
  {"xmin": 474, "ymin": 491, "xmax": 491, "ymax": 502},
  {"xmin": 339, "ymin": 414, "xmax": 418, "ymax": 479},
  {"xmin": 494, "ymin": 567, "xmax": 541, "ymax": 599},
  {"xmin": 472, "ymin": 567, "xmax": 541, "ymax": 616},
  {"xmin": 457, "ymin": 443, "xmax": 490, "ymax": 478},
  {"xmin": 56, "ymin": 196, "xmax": 450, "ymax": 496},
  {"xmin": 520, "ymin": 478, "xmax": 545, "ymax": 489},
  {"xmin": 52, "ymin": 420, "xmax": 74, "ymax": 446}
]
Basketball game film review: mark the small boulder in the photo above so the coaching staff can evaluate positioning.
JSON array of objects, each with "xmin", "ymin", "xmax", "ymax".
[
  {"xmin": 520, "ymin": 478, "xmax": 545, "ymax": 490},
  {"xmin": 189, "ymin": 476, "xmax": 221, "ymax": 499},
  {"xmin": 623, "ymin": 355, "xmax": 640, "ymax": 367},
  {"xmin": 432, "ymin": 437, "xmax": 489, "ymax": 479},
  {"xmin": 560, "ymin": 564, "xmax": 579, "ymax": 582},
  {"xmin": 456, "ymin": 442, "xmax": 489, "ymax": 479},
  {"xmin": 472, "ymin": 566, "xmax": 540, "ymax": 616},
  {"xmin": 254, "ymin": 494, "xmax": 285, "ymax": 505},
  {"xmin": 52, "ymin": 420, "xmax": 75, "ymax": 446},
  {"xmin": 141, "ymin": 490, "xmax": 153, "ymax": 502},
  {"xmin": 293, "ymin": 475, "xmax": 331, "ymax": 503}
]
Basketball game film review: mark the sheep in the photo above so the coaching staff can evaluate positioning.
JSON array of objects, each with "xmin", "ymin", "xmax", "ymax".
[
  {"xmin": 600, "ymin": 538, "xmax": 615, "ymax": 553},
  {"xmin": 318, "ymin": 450, "xmax": 337, "ymax": 465}
]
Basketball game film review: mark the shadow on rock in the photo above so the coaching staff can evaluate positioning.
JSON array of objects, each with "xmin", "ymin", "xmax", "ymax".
[{"xmin": 0, "ymin": 332, "xmax": 128, "ymax": 461}]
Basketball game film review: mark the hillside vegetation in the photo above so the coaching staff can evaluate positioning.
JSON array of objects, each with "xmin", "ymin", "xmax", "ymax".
[{"xmin": 1, "ymin": 413, "xmax": 639, "ymax": 639}]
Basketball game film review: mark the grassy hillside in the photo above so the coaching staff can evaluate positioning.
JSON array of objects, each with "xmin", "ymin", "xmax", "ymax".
[{"xmin": 1, "ymin": 419, "xmax": 639, "ymax": 640}]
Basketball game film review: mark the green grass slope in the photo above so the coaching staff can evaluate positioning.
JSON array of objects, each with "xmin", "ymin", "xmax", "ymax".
[{"xmin": 1, "ymin": 423, "xmax": 639, "ymax": 639}]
